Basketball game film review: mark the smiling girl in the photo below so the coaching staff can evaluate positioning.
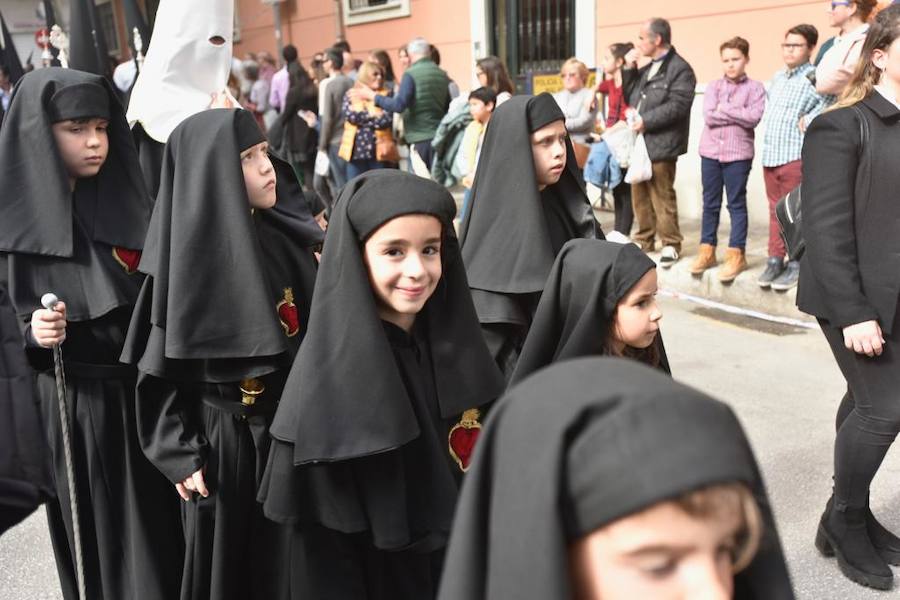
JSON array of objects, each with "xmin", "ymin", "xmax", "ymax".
[{"xmin": 261, "ymin": 170, "xmax": 503, "ymax": 599}]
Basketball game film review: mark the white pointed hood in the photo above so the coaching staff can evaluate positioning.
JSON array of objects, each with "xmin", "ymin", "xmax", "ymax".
[{"xmin": 126, "ymin": 0, "xmax": 235, "ymax": 142}]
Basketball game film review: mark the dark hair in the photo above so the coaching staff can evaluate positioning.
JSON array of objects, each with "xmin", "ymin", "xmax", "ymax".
[
  {"xmin": 834, "ymin": 4, "xmax": 900, "ymax": 108},
  {"xmin": 603, "ymin": 317, "xmax": 661, "ymax": 368},
  {"xmin": 324, "ymin": 47, "xmax": 344, "ymax": 70},
  {"xmin": 476, "ymin": 55, "xmax": 515, "ymax": 95},
  {"xmin": 468, "ymin": 86, "xmax": 498, "ymax": 107},
  {"xmin": 429, "ymin": 44, "xmax": 441, "ymax": 66},
  {"xmin": 786, "ymin": 24, "xmax": 819, "ymax": 48},
  {"xmin": 334, "ymin": 39, "xmax": 351, "ymax": 53},
  {"xmin": 647, "ymin": 18, "xmax": 672, "ymax": 46},
  {"xmin": 371, "ymin": 49, "xmax": 396, "ymax": 82},
  {"xmin": 282, "ymin": 44, "xmax": 298, "ymax": 64},
  {"xmin": 609, "ymin": 42, "xmax": 634, "ymax": 63},
  {"xmin": 720, "ymin": 36, "xmax": 750, "ymax": 59},
  {"xmin": 288, "ymin": 62, "xmax": 312, "ymax": 89}
]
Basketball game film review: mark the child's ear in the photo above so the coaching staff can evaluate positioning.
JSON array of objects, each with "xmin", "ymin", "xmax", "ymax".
[{"xmin": 487, "ymin": 102, "xmax": 495, "ymax": 112}]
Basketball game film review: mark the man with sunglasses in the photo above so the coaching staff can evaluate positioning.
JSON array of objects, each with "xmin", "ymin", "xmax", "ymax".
[{"xmin": 757, "ymin": 24, "xmax": 830, "ymax": 291}]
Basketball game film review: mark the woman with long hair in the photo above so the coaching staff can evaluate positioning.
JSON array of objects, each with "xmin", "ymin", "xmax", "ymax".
[
  {"xmin": 475, "ymin": 55, "xmax": 515, "ymax": 104},
  {"xmin": 369, "ymin": 49, "xmax": 397, "ymax": 94},
  {"xmin": 801, "ymin": 4, "xmax": 900, "ymax": 590},
  {"xmin": 338, "ymin": 60, "xmax": 397, "ymax": 179}
]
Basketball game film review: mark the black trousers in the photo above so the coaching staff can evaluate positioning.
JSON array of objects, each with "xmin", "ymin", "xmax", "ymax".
[
  {"xmin": 820, "ymin": 304, "xmax": 900, "ymax": 509},
  {"xmin": 612, "ymin": 179, "xmax": 634, "ymax": 235}
]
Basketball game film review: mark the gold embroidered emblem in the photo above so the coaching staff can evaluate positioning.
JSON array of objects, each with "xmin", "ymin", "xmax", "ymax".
[{"xmin": 448, "ymin": 408, "xmax": 482, "ymax": 472}]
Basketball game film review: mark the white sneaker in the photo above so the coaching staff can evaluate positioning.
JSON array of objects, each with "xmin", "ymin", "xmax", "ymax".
[
  {"xmin": 659, "ymin": 245, "xmax": 679, "ymax": 268},
  {"xmin": 605, "ymin": 231, "xmax": 632, "ymax": 245}
]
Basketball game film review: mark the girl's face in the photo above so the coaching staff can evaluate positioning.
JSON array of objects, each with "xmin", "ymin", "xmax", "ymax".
[
  {"xmin": 531, "ymin": 120, "xmax": 568, "ymax": 190},
  {"xmin": 612, "ymin": 269, "xmax": 661, "ymax": 350},
  {"xmin": 241, "ymin": 141, "xmax": 276, "ymax": 210},
  {"xmin": 51, "ymin": 118, "xmax": 109, "ymax": 181},
  {"xmin": 399, "ymin": 48, "xmax": 411, "ymax": 69},
  {"xmin": 363, "ymin": 214, "xmax": 443, "ymax": 332},
  {"xmin": 602, "ymin": 49, "xmax": 621, "ymax": 76},
  {"xmin": 476, "ymin": 65, "xmax": 489, "ymax": 87},
  {"xmin": 872, "ymin": 37, "xmax": 900, "ymax": 93},
  {"xmin": 568, "ymin": 499, "xmax": 743, "ymax": 600}
]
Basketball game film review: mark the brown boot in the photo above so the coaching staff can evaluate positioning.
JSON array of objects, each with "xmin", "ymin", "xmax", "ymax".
[
  {"xmin": 718, "ymin": 247, "xmax": 747, "ymax": 283},
  {"xmin": 690, "ymin": 243, "xmax": 717, "ymax": 275}
]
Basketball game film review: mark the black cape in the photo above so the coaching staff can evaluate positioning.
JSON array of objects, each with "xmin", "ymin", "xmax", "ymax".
[
  {"xmin": 120, "ymin": 108, "xmax": 321, "ymax": 600},
  {"xmin": 0, "ymin": 68, "xmax": 182, "ymax": 600},
  {"xmin": 0, "ymin": 284, "xmax": 52, "ymax": 535},
  {"xmin": 0, "ymin": 11, "xmax": 24, "ymax": 85},
  {"xmin": 0, "ymin": 68, "xmax": 151, "ymax": 322},
  {"xmin": 260, "ymin": 170, "xmax": 504, "ymax": 598},
  {"xmin": 68, "ymin": 0, "xmax": 111, "ymax": 78},
  {"xmin": 438, "ymin": 358, "xmax": 795, "ymax": 600},
  {"xmin": 509, "ymin": 239, "xmax": 669, "ymax": 384},
  {"xmin": 458, "ymin": 93, "xmax": 602, "ymax": 375}
]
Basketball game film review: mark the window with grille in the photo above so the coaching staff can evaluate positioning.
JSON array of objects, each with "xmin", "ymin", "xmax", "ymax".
[
  {"xmin": 492, "ymin": 0, "xmax": 574, "ymax": 86},
  {"xmin": 343, "ymin": 0, "xmax": 410, "ymax": 26}
]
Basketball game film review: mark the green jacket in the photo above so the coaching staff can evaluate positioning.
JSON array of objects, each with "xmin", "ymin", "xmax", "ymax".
[{"xmin": 402, "ymin": 59, "xmax": 450, "ymax": 144}]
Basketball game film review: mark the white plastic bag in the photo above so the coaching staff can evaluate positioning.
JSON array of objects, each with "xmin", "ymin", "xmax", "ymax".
[
  {"xmin": 624, "ymin": 134, "xmax": 652, "ymax": 184},
  {"xmin": 314, "ymin": 150, "xmax": 330, "ymax": 177},
  {"xmin": 600, "ymin": 121, "xmax": 635, "ymax": 168}
]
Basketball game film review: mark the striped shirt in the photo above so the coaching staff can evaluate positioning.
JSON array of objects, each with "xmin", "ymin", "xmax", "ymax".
[
  {"xmin": 760, "ymin": 63, "xmax": 831, "ymax": 167},
  {"xmin": 699, "ymin": 75, "xmax": 766, "ymax": 163}
]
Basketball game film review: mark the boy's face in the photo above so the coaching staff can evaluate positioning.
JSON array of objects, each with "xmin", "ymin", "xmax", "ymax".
[
  {"xmin": 468, "ymin": 98, "xmax": 493, "ymax": 123},
  {"xmin": 530, "ymin": 119, "xmax": 568, "ymax": 190},
  {"xmin": 782, "ymin": 33, "xmax": 812, "ymax": 68},
  {"xmin": 240, "ymin": 141, "xmax": 277, "ymax": 210},
  {"xmin": 51, "ymin": 118, "xmax": 109, "ymax": 180},
  {"xmin": 720, "ymin": 48, "xmax": 749, "ymax": 80}
]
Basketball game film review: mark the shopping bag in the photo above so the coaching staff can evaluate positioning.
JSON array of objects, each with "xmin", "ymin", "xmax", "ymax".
[
  {"xmin": 601, "ymin": 121, "xmax": 636, "ymax": 168},
  {"xmin": 624, "ymin": 134, "xmax": 652, "ymax": 184}
]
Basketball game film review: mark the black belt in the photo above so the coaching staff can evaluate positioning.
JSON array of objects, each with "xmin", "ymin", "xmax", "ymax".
[
  {"xmin": 201, "ymin": 396, "xmax": 277, "ymax": 419},
  {"xmin": 63, "ymin": 361, "xmax": 137, "ymax": 380}
]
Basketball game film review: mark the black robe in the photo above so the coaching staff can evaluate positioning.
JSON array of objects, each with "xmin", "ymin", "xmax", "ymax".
[
  {"xmin": 132, "ymin": 122, "xmax": 165, "ymax": 200},
  {"xmin": 459, "ymin": 94, "xmax": 602, "ymax": 379},
  {"xmin": 509, "ymin": 239, "xmax": 670, "ymax": 385},
  {"xmin": 0, "ymin": 283, "xmax": 52, "ymax": 536},
  {"xmin": 0, "ymin": 68, "xmax": 183, "ymax": 600},
  {"xmin": 438, "ymin": 358, "xmax": 795, "ymax": 600},
  {"xmin": 260, "ymin": 170, "xmax": 504, "ymax": 599},
  {"xmin": 121, "ymin": 109, "xmax": 321, "ymax": 600}
]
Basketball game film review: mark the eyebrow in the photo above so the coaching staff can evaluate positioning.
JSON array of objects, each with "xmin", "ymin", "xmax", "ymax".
[
  {"xmin": 622, "ymin": 544, "xmax": 690, "ymax": 559},
  {"xmin": 378, "ymin": 237, "xmax": 442, "ymax": 246}
]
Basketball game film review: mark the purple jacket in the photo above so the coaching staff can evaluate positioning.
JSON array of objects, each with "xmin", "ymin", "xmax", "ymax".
[{"xmin": 699, "ymin": 75, "xmax": 766, "ymax": 162}]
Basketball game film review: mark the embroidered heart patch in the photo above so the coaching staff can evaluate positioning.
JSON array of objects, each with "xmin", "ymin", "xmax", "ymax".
[{"xmin": 112, "ymin": 247, "xmax": 141, "ymax": 273}]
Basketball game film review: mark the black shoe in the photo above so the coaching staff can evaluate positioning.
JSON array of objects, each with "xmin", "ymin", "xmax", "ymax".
[
  {"xmin": 757, "ymin": 257, "xmax": 785, "ymax": 288},
  {"xmin": 771, "ymin": 260, "xmax": 800, "ymax": 291},
  {"xmin": 816, "ymin": 499, "xmax": 894, "ymax": 590},
  {"xmin": 868, "ymin": 507, "xmax": 900, "ymax": 566}
]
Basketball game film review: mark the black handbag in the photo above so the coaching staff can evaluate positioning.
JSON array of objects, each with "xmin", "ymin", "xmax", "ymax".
[
  {"xmin": 775, "ymin": 185, "xmax": 804, "ymax": 260},
  {"xmin": 775, "ymin": 104, "xmax": 869, "ymax": 262}
]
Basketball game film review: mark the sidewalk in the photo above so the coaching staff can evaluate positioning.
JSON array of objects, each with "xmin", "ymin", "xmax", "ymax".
[{"xmin": 591, "ymin": 204, "xmax": 814, "ymax": 323}]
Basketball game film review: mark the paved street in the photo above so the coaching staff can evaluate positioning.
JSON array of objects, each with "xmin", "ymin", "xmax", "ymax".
[{"xmin": 2, "ymin": 294, "xmax": 899, "ymax": 599}]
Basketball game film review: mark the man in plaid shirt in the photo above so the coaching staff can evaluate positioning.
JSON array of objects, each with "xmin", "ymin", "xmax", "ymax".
[{"xmin": 759, "ymin": 23, "xmax": 831, "ymax": 291}]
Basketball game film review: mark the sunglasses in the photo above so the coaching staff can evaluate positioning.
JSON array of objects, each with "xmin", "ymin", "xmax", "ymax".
[{"xmin": 830, "ymin": 1, "xmax": 852, "ymax": 9}]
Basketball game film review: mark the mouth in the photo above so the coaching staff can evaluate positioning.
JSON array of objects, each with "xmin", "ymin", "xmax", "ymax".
[
  {"xmin": 85, "ymin": 155, "xmax": 103, "ymax": 164},
  {"xmin": 396, "ymin": 286, "xmax": 427, "ymax": 299},
  {"xmin": 264, "ymin": 179, "xmax": 276, "ymax": 190}
]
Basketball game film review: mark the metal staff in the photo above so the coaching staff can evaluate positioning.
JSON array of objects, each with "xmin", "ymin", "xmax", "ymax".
[{"xmin": 40, "ymin": 293, "xmax": 86, "ymax": 600}]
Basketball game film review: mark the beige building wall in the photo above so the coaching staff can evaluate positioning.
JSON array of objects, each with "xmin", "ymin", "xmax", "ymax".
[{"xmin": 234, "ymin": 0, "xmax": 475, "ymax": 86}]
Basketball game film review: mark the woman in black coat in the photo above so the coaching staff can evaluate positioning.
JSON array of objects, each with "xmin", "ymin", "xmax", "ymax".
[{"xmin": 799, "ymin": 6, "xmax": 900, "ymax": 591}]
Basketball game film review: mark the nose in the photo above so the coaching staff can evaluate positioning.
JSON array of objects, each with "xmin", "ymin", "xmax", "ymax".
[
  {"xmin": 259, "ymin": 156, "xmax": 273, "ymax": 175},
  {"xmin": 403, "ymin": 252, "xmax": 426, "ymax": 280},
  {"xmin": 650, "ymin": 301, "xmax": 662, "ymax": 322},
  {"xmin": 86, "ymin": 131, "xmax": 101, "ymax": 148},
  {"xmin": 553, "ymin": 140, "xmax": 566, "ymax": 160},
  {"xmin": 684, "ymin": 561, "xmax": 731, "ymax": 600}
]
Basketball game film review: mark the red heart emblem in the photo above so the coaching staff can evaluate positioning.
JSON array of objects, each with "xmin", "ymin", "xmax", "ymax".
[
  {"xmin": 112, "ymin": 247, "xmax": 141, "ymax": 273},
  {"xmin": 449, "ymin": 426, "xmax": 481, "ymax": 472},
  {"xmin": 277, "ymin": 287, "xmax": 300, "ymax": 337}
]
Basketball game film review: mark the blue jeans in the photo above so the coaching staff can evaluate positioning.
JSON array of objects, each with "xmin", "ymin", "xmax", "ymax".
[
  {"xmin": 460, "ymin": 188, "xmax": 473, "ymax": 222},
  {"xmin": 700, "ymin": 157, "xmax": 751, "ymax": 249},
  {"xmin": 345, "ymin": 159, "xmax": 385, "ymax": 181}
]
